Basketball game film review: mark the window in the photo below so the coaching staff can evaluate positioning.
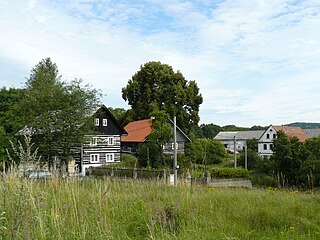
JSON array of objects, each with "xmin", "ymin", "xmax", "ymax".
[
  {"xmin": 103, "ymin": 119, "xmax": 107, "ymax": 126},
  {"xmin": 90, "ymin": 154, "xmax": 99, "ymax": 163},
  {"xmin": 171, "ymin": 142, "xmax": 178, "ymax": 150},
  {"xmin": 263, "ymin": 144, "xmax": 267, "ymax": 150},
  {"xmin": 273, "ymin": 134, "xmax": 276, "ymax": 139},
  {"xmin": 91, "ymin": 137, "xmax": 97, "ymax": 145},
  {"xmin": 266, "ymin": 134, "xmax": 270, "ymax": 139},
  {"xmin": 106, "ymin": 153, "xmax": 114, "ymax": 162},
  {"xmin": 270, "ymin": 144, "xmax": 273, "ymax": 150},
  {"xmin": 108, "ymin": 137, "xmax": 114, "ymax": 145},
  {"xmin": 95, "ymin": 118, "xmax": 99, "ymax": 126}
]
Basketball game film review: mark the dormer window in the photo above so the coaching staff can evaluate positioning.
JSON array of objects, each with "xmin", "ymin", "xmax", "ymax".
[
  {"xmin": 95, "ymin": 118, "xmax": 99, "ymax": 126},
  {"xmin": 103, "ymin": 119, "xmax": 107, "ymax": 126}
]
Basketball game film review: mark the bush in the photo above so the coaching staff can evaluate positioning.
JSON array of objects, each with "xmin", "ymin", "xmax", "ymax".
[
  {"xmin": 118, "ymin": 154, "xmax": 138, "ymax": 168},
  {"xmin": 209, "ymin": 167, "xmax": 251, "ymax": 179},
  {"xmin": 237, "ymin": 149, "xmax": 260, "ymax": 170},
  {"xmin": 252, "ymin": 173, "xmax": 277, "ymax": 187},
  {"xmin": 186, "ymin": 138, "xmax": 226, "ymax": 165}
]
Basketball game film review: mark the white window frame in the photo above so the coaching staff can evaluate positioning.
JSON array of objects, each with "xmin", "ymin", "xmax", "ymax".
[
  {"xmin": 103, "ymin": 118, "xmax": 107, "ymax": 126},
  {"xmin": 171, "ymin": 142, "xmax": 178, "ymax": 150},
  {"xmin": 106, "ymin": 153, "xmax": 114, "ymax": 162},
  {"xmin": 108, "ymin": 137, "xmax": 114, "ymax": 145},
  {"xmin": 95, "ymin": 118, "xmax": 99, "ymax": 126},
  {"xmin": 91, "ymin": 137, "xmax": 97, "ymax": 145},
  {"xmin": 90, "ymin": 154, "xmax": 99, "ymax": 163}
]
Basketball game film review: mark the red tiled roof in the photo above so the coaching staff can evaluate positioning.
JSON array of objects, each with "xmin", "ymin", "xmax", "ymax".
[
  {"xmin": 121, "ymin": 119, "xmax": 153, "ymax": 142},
  {"xmin": 274, "ymin": 126, "xmax": 309, "ymax": 142}
]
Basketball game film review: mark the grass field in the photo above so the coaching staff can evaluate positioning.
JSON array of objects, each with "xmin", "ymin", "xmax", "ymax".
[{"xmin": 1, "ymin": 173, "xmax": 320, "ymax": 239}]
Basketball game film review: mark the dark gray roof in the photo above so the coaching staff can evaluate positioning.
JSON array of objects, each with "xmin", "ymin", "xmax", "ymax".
[
  {"xmin": 303, "ymin": 129, "xmax": 320, "ymax": 138},
  {"xmin": 214, "ymin": 130, "xmax": 264, "ymax": 140}
]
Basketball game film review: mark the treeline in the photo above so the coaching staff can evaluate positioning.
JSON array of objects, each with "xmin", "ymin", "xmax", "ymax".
[{"xmin": 287, "ymin": 122, "xmax": 320, "ymax": 129}]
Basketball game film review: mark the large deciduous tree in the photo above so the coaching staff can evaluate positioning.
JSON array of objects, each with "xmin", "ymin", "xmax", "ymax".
[
  {"xmin": 20, "ymin": 57, "xmax": 100, "ymax": 168},
  {"xmin": 122, "ymin": 61, "xmax": 203, "ymax": 132}
]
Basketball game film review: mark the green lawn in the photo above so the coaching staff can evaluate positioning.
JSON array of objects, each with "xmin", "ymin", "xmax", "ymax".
[{"xmin": 1, "ymin": 173, "xmax": 320, "ymax": 239}]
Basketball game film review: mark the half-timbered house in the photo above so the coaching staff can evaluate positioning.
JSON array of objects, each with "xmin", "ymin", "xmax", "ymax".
[{"xmin": 79, "ymin": 105, "xmax": 127, "ymax": 174}]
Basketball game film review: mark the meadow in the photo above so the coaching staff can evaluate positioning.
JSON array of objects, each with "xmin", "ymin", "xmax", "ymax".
[{"xmin": 1, "ymin": 173, "xmax": 320, "ymax": 239}]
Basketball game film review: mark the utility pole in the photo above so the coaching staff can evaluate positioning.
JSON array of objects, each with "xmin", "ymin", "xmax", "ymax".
[
  {"xmin": 173, "ymin": 116, "xmax": 178, "ymax": 186},
  {"xmin": 234, "ymin": 134, "xmax": 237, "ymax": 168}
]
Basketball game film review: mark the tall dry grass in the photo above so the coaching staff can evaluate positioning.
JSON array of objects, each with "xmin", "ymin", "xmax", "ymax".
[{"xmin": 1, "ymin": 171, "xmax": 320, "ymax": 239}]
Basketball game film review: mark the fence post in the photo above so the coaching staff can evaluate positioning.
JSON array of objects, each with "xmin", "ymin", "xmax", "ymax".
[
  {"xmin": 133, "ymin": 168, "xmax": 137, "ymax": 179},
  {"xmin": 206, "ymin": 171, "xmax": 211, "ymax": 184}
]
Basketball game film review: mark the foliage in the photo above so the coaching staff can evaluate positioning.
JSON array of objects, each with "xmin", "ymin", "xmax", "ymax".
[
  {"xmin": 19, "ymin": 58, "xmax": 101, "ymax": 167},
  {"xmin": 122, "ymin": 61, "xmax": 203, "ymax": 133},
  {"xmin": 208, "ymin": 167, "xmax": 252, "ymax": 179},
  {"xmin": 271, "ymin": 131, "xmax": 304, "ymax": 186},
  {"xmin": 237, "ymin": 139, "xmax": 259, "ymax": 170},
  {"xmin": 0, "ymin": 87, "xmax": 24, "ymax": 134},
  {"xmin": 90, "ymin": 166, "xmax": 166, "ymax": 179},
  {"xmin": 186, "ymin": 138, "xmax": 226, "ymax": 165},
  {"xmin": 238, "ymin": 149, "xmax": 260, "ymax": 170},
  {"xmin": 137, "ymin": 110, "xmax": 173, "ymax": 169},
  {"xmin": 137, "ymin": 142, "xmax": 162, "ymax": 169},
  {"xmin": 0, "ymin": 87, "xmax": 24, "ymax": 166},
  {"xmin": 287, "ymin": 122, "xmax": 320, "ymax": 129},
  {"xmin": 252, "ymin": 131, "xmax": 320, "ymax": 188},
  {"xmin": 108, "ymin": 107, "xmax": 133, "ymax": 127},
  {"xmin": 251, "ymin": 173, "xmax": 277, "ymax": 187},
  {"xmin": 116, "ymin": 154, "xmax": 138, "ymax": 168},
  {"xmin": 2, "ymin": 176, "xmax": 320, "ymax": 239},
  {"xmin": 6, "ymin": 135, "xmax": 41, "ymax": 165}
]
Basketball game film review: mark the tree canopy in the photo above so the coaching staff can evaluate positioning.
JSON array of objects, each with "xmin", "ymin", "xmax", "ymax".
[
  {"xmin": 19, "ymin": 57, "xmax": 101, "ymax": 167},
  {"xmin": 122, "ymin": 61, "xmax": 203, "ymax": 133}
]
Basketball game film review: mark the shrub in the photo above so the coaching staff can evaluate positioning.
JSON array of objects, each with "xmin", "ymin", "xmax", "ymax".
[
  {"xmin": 209, "ymin": 167, "xmax": 251, "ymax": 179},
  {"xmin": 118, "ymin": 154, "xmax": 138, "ymax": 168},
  {"xmin": 186, "ymin": 138, "xmax": 226, "ymax": 164}
]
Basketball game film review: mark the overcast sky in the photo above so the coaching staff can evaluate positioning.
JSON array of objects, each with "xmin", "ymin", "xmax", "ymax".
[{"xmin": 1, "ymin": 0, "xmax": 320, "ymax": 127}]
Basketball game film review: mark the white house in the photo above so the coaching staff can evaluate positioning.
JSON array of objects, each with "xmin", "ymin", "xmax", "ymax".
[
  {"xmin": 257, "ymin": 125, "xmax": 277, "ymax": 157},
  {"xmin": 214, "ymin": 125, "xmax": 309, "ymax": 158},
  {"xmin": 213, "ymin": 130, "xmax": 264, "ymax": 152},
  {"xmin": 258, "ymin": 125, "xmax": 309, "ymax": 158}
]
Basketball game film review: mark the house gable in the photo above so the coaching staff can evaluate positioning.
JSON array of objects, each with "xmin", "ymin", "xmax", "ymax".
[{"xmin": 93, "ymin": 105, "xmax": 127, "ymax": 135}]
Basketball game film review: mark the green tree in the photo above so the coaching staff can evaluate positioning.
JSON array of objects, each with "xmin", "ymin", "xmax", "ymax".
[
  {"xmin": 122, "ymin": 61, "xmax": 203, "ymax": 133},
  {"xmin": 271, "ymin": 131, "xmax": 303, "ymax": 185},
  {"xmin": 19, "ymin": 57, "xmax": 100, "ymax": 168},
  {"xmin": 137, "ymin": 110, "xmax": 172, "ymax": 168},
  {"xmin": 238, "ymin": 149, "xmax": 260, "ymax": 170},
  {"xmin": 186, "ymin": 138, "xmax": 226, "ymax": 165},
  {"xmin": 299, "ymin": 137, "xmax": 320, "ymax": 188},
  {"xmin": 108, "ymin": 107, "xmax": 133, "ymax": 127},
  {"xmin": 0, "ymin": 87, "xmax": 24, "ymax": 166}
]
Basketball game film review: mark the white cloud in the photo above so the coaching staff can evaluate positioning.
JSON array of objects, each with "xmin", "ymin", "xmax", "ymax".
[{"xmin": 1, "ymin": 0, "xmax": 320, "ymax": 127}]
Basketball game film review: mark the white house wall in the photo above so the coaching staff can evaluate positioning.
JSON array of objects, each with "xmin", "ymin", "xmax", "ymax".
[
  {"xmin": 258, "ymin": 126, "xmax": 277, "ymax": 157},
  {"xmin": 219, "ymin": 139, "xmax": 247, "ymax": 151}
]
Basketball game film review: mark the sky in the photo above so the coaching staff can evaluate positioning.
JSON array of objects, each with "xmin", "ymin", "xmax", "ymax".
[{"xmin": 1, "ymin": 0, "xmax": 320, "ymax": 127}]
